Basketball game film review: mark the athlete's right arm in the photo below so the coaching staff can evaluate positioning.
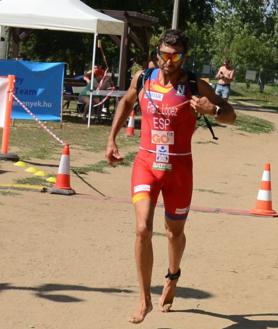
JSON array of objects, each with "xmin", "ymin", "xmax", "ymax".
[{"xmin": 105, "ymin": 70, "xmax": 143, "ymax": 166}]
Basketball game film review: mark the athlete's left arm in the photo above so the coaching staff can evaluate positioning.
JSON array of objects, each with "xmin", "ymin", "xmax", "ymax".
[{"xmin": 191, "ymin": 79, "xmax": 236, "ymax": 124}]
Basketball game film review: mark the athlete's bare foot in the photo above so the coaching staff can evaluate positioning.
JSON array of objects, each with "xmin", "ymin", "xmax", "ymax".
[
  {"xmin": 128, "ymin": 301, "xmax": 153, "ymax": 324},
  {"xmin": 159, "ymin": 278, "xmax": 179, "ymax": 312}
]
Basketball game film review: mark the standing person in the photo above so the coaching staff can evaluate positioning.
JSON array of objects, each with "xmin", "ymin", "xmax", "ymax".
[
  {"xmin": 105, "ymin": 29, "xmax": 236, "ymax": 324},
  {"xmin": 215, "ymin": 59, "xmax": 235, "ymax": 100},
  {"xmin": 258, "ymin": 67, "xmax": 265, "ymax": 93}
]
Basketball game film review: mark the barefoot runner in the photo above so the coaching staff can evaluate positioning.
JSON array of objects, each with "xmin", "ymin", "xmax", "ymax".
[{"xmin": 105, "ymin": 29, "xmax": 236, "ymax": 324}]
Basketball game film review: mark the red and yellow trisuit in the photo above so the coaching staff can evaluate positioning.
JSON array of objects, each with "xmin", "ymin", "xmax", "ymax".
[{"xmin": 131, "ymin": 68, "xmax": 197, "ymax": 220}]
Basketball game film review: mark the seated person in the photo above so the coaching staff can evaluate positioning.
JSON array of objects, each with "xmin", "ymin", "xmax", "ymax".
[
  {"xmin": 78, "ymin": 66, "xmax": 114, "ymax": 121},
  {"xmin": 78, "ymin": 69, "xmax": 100, "ymax": 121}
]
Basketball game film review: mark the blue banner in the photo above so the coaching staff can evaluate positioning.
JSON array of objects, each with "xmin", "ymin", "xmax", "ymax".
[{"xmin": 0, "ymin": 60, "xmax": 64, "ymax": 121}]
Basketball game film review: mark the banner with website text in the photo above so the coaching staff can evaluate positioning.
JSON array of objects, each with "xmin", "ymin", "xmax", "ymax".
[{"xmin": 0, "ymin": 60, "xmax": 64, "ymax": 121}]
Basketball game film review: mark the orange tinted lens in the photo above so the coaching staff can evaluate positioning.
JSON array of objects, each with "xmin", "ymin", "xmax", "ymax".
[
  {"xmin": 171, "ymin": 53, "xmax": 183, "ymax": 62},
  {"xmin": 158, "ymin": 51, "xmax": 184, "ymax": 62},
  {"xmin": 159, "ymin": 51, "xmax": 170, "ymax": 61}
]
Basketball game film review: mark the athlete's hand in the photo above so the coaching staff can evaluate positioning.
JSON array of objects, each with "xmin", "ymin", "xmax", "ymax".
[
  {"xmin": 105, "ymin": 140, "xmax": 124, "ymax": 166},
  {"xmin": 190, "ymin": 96, "xmax": 215, "ymax": 115}
]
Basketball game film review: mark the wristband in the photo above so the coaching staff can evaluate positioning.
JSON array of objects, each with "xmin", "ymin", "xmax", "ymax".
[{"xmin": 214, "ymin": 105, "xmax": 222, "ymax": 117}]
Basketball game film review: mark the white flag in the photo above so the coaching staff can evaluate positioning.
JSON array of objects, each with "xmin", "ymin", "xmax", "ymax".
[{"xmin": 0, "ymin": 76, "xmax": 9, "ymax": 128}]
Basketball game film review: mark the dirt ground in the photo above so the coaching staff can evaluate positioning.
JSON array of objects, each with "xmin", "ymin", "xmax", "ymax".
[{"xmin": 1, "ymin": 108, "xmax": 278, "ymax": 329}]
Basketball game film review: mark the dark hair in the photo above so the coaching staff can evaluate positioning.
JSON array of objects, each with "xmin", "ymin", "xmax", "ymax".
[
  {"xmin": 150, "ymin": 49, "xmax": 157, "ymax": 61},
  {"xmin": 158, "ymin": 29, "xmax": 188, "ymax": 53}
]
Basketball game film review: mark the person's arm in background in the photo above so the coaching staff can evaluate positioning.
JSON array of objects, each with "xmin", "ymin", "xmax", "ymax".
[
  {"xmin": 215, "ymin": 67, "xmax": 224, "ymax": 80},
  {"xmin": 190, "ymin": 78, "xmax": 236, "ymax": 124},
  {"xmin": 105, "ymin": 70, "xmax": 142, "ymax": 165},
  {"xmin": 227, "ymin": 69, "xmax": 235, "ymax": 82},
  {"xmin": 221, "ymin": 68, "xmax": 235, "ymax": 85}
]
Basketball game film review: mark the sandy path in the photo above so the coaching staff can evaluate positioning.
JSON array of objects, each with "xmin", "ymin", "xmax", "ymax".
[{"xmin": 0, "ymin": 109, "xmax": 278, "ymax": 329}]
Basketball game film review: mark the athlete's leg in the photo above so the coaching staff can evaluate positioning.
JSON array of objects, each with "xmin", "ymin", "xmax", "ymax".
[
  {"xmin": 129, "ymin": 152, "xmax": 160, "ymax": 323},
  {"xmin": 159, "ymin": 158, "xmax": 192, "ymax": 311},
  {"xmin": 159, "ymin": 218, "xmax": 186, "ymax": 311},
  {"xmin": 165, "ymin": 217, "xmax": 186, "ymax": 274},
  {"xmin": 129, "ymin": 198, "xmax": 155, "ymax": 324}
]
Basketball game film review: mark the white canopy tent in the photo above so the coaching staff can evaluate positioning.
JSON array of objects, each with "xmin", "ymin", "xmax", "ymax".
[{"xmin": 0, "ymin": 0, "xmax": 124, "ymax": 126}]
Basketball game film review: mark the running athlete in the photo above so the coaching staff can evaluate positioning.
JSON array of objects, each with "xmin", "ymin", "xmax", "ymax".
[{"xmin": 105, "ymin": 29, "xmax": 236, "ymax": 324}]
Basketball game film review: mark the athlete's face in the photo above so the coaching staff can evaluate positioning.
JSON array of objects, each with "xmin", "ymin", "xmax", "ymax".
[{"xmin": 157, "ymin": 43, "xmax": 185, "ymax": 75}]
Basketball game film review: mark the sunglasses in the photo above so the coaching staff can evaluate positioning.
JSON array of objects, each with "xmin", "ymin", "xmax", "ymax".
[{"xmin": 157, "ymin": 50, "xmax": 185, "ymax": 63}]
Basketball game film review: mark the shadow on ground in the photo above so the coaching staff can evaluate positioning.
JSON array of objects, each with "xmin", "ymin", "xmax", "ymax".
[
  {"xmin": 175, "ymin": 309, "xmax": 278, "ymax": 329},
  {"xmin": 0, "ymin": 282, "xmax": 212, "ymax": 303},
  {"xmin": 0, "ymin": 169, "xmax": 12, "ymax": 174},
  {"xmin": 151, "ymin": 285, "xmax": 212, "ymax": 300},
  {"xmin": 0, "ymin": 282, "xmax": 133, "ymax": 302},
  {"xmin": 22, "ymin": 160, "xmax": 59, "ymax": 168}
]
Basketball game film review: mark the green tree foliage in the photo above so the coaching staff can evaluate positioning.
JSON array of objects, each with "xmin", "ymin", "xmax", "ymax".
[
  {"xmin": 18, "ymin": 0, "xmax": 215, "ymax": 75},
  {"xmin": 209, "ymin": 0, "xmax": 278, "ymax": 81},
  {"xmin": 83, "ymin": 0, "xmax": 215, "ymax": 30},
  {"xmin": 15, "ymin": 0, "xmax": 278, "ymax": 84},
  {"xmin": 185, "ymin": 22, "xmax": 215, "ymax": 73},
  {"xmin": 22, "ymin": 31, "xmax": 92, "ymax": 75}
]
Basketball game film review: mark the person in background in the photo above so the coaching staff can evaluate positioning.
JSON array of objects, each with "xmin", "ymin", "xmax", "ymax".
[
  {"xmin": 215, "ymin": 59, "xmax": 235, "ymax": 100},
  {"xmin": 78, "ymin": 66, "xmax": 104, "ymax": 121},
  {"xmin": 258, "ymin": 67, "xmax": 266, "ymax": 93}
]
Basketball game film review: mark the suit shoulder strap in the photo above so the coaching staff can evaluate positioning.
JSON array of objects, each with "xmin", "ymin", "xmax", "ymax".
[
  {"xmin": 186, "ymin": 70, "xmax": 199, "ymax": 96},
  {"xmin": 136, "ymin": 68, "xmax": 155, "ymax": 98},
  {"xmin": 187, "ymin": 71, "xmax": 219, "ymax": 140}
]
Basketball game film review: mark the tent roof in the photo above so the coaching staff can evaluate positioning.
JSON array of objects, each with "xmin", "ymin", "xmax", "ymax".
[{"xmin": 0, "ymin": 0, "xmax": 124, "ymax": 35}]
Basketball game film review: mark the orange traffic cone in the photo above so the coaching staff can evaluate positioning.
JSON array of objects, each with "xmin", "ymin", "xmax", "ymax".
[
  {"xmin": 126, "ymin": 110, "xmax": 135, "ymax": 136},
  {"xmin": 49, "ymin": 144, "xmax": 75, "ymax": 195},
  {"xmin": 250, "ymin": 163, "xmax": 277, "ymax": 217}
]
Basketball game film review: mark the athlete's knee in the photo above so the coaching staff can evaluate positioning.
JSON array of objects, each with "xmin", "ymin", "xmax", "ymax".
[
  {"xmin": 136, "ymin": 217, "xmax": 153, "ymax": 241},
  {"xmin": 136, "ymin": 222, "xmax": 153, "ymax": 241},
  {"xmin": 134, "ymin": 199, "xmax": 154, "ymax": 241},
  {"xmin": 164, "ymin": 219, "xmax": 186, "ymax": 240},
  {"xmin": 165, "ymin": 226, "xmax": 185, "ymax": 241}
]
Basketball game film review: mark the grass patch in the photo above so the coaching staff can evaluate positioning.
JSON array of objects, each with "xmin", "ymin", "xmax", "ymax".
[
  {"xmin": 72, "ymin": 151, "xmax": 137, "ymax": 175},
  {"xmin": 0, "ymin": 190, "xmax": 19, "ymax": 196},
  {"xmin": 235, "ymin": 112, "xmax": 274, "ymax": 134},
  {"xmin": 196, "ymin": 111, "xmax": 274, "ymax": 135},
  {"xmin": 230, "ymin": 82, "xmax": 278, "ymax": 111},
  {"xmin": 7, "ymin": 119, "xmax": 140, "ymax": 160},
  {"xmin": 209, "ymin": 80, "xmax": 278, "ymax": 111},
  {"xmin": 3, "ymin": 85, "xmax": 277, "ymax": 163},
  {"xmin": 72, "ymin": 160, "xmax": 109, "ymax": 174},
  {"xmin": 15, "ymin": 176, "xmax": 48, "ymax": 186}
]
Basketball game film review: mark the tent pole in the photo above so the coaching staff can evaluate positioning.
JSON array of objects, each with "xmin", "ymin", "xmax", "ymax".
[
  {"xmin": 87, "ymin": 32, "xmax": 98, "ymax": 128},
  {"xmin": 118, "ymin": 33, "xmax": 124, "ymax": 87},
  {"xmin": 118, "ymin": 22, "xmax": 128, "ymax": 90}
]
